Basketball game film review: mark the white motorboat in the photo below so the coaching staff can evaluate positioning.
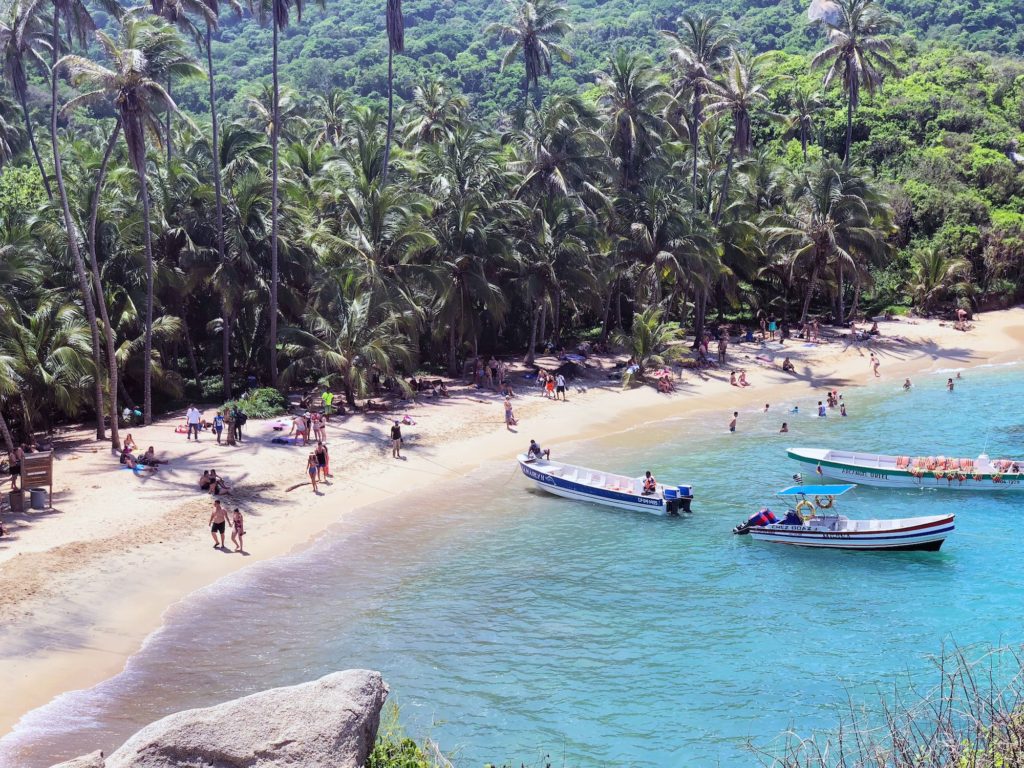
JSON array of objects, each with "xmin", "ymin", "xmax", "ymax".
[
  {"xmin": 517, "ymin": 455, "xmax": 693, "ymax": 516},
  {"xmin": 788, "ymin": 447, "xmax": 1024, "ymax": 491},
  {"xmin": 733, "ymin": 485, "xmax": 954, "ymax": 551}
]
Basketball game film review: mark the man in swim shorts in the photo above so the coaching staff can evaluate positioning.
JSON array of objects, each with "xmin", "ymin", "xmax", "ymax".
[{"xmin": 209, "ymin": 499, "xmax": 228, "ymax": 548}]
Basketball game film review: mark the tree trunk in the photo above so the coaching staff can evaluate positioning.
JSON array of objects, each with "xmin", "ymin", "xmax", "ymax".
[
  {"xmin": 837, "ymin": 262, "xmax": 846, "ymax": 325},
  {"xmin": 89, "ymin": 121, "xmax": 122, "ymax": 450},
  {"xmin": 799, "ymin": 263, "xmax": 820, "ymax": 324},
  {"xmin": 448, "ymin": 322, "xmax": 457, "ymax": 376},
  {"xmin": 844, "ymin": 82, "xmax": 854, "ymax": 168},
  {"xmin": 713, "ymin": 143, "xmax": 735, "ymax": 225},
  {"xmin": 526, "ymin": 299, "xmax": 539, "ymax": 365},
  {"xmin": 599, "ymin": 281, "xmax": 615, "ymax": 343},
  {"xmin": 538, "ymin": 302, "xmax": 547, "ymax": 351},
  {"xmin": 50, "ymin": 13, "xmax": 105, "ymax": 441},
  {"xmin": 692, "ymin": 288, "xmax": 706, "ymax": 350},
  {"xmin": 135, "ymin": 140, "xmax": 157, "ymax": 424},
  {"xmin": 208, "ymin": 22, "xmax": 231, "ymax": 401},
  {"xmin": 0, "ymin": 409, "xmax": 13, "ymax": 453},
  {"xmin": 801, "ymin": 127, "xmax": 808, "ymax": 162},
  {"xmin": 382, "ymin": 44, "xmax": 395, "ymax": 184},
  {"xmin": 553, "ymin": 289, "xmax": 561, "ymax": 347},
  {"xmin": 181, "ymin": 310, "xmax": 200, "ymax": 379},
  {"xmin": 18, "ymin": 83, "xmax": 52, "ymax": 199},
  {"xmin": 268, "ymin": 21, "xmax": 280, "ymax": 388},
  {"xmin": 165, "ymin": 75, "xmax": 173, "ymax": 166},
  {"xmin": 847, "ymin": 282, "xmax": 861, "ymax": 323},
  {"xmin": 119, "ymin": 376, "xmax": 136, "ymax": 411}
]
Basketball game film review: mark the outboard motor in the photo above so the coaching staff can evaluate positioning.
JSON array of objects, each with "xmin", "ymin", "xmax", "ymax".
[
  {"xmin": 664, "ymin": 485, "xmax": 694, "ymax": 516},
  {"xmin": 733, "ymin": 507, "xmax": 777, "ymax": 534}
]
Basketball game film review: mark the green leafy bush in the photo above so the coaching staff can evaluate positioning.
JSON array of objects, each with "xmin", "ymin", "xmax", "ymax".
[
  {"xmin": 221, "ymin": 388, "xmax": 288, "ymax": 419},
  {"xmin": 366, "ymin": 737, "xmax": 433, "ymax": 768}
]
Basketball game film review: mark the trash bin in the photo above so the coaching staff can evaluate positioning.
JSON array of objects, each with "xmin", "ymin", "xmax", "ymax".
[
  {"xmin": 30, "ymin": 487, "xmax": 47, "ymax": 510},
  {"xmin": 8, "ymin": 490, "xmax": 24, "ymax": 513}
]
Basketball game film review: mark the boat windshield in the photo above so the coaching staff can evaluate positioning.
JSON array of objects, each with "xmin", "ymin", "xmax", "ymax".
[{"xmin": 776, "ymin": 484, "xmax": 856, "ymax": 497}]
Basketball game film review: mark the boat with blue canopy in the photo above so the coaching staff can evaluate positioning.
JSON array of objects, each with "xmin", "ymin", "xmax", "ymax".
[
  {"xmin": 517, "ymin": 455, "xmax": 693, "ymax": 516},
  {"xmin": 733, "ymin": 484, "xmax": 954, "ymax": 551}
]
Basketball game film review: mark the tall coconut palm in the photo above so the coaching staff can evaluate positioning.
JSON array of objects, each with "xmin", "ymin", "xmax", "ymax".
[
  {"xmin": 661, "ymin": 12, "xmax": 735, "ymax": 202},
  {"xmin": 60, "ymin": 12, "xmax": 202, "ymax": 424},
  {"xmin": 702, "ymin": 50, "xmax": 776, "ymax": 223},
  {"xmin": 765, "ymin": 157, "xmax": 889, "ymax": 324},
  {"xmin": 248, "ymin": 0, "xmax": 325, "ymax": 387},
  {"xmin": 784, "ymin": 86, "xmax": 824, "ymax": 162},
  {"xmin": 49, "ymin": 0, "xmax": 121, "ymax": 440},
  {"xmin": 0, "ymin": 0, "xmax": 52, "ymax": 198},
  {"xmin": 811, "ymin": 0, "xmax": 899, "ymax": 166},
  {"xmin": 594, "ymin": 50, "xmax": 665, "ymax": 191},
  {"xmin": 381, "ymin": 0, "xmax": 403, "ymax": 184},
  {"xmin": 402, "ymin": 77, "xmax": 467, "ymax": 145},
  {"xmin": 907, "ymin": 247, "xmax": 972, "ymax": 313},
  {"xmin": 486, "ymin": 0, "xmax": 572, "ymax": 114}
]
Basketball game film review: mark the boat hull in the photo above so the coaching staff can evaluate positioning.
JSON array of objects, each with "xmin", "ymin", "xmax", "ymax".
[
  {"xmin": 788, "ymin": 448, "xmax": 1024, "ymax": 491},
  {"xmin": 749, "ymin": 515, "xmax": 954, "ymax": 551},
  {"xmin": 518, "ymin": 459, "xmax": 691, "ymax": 516}
]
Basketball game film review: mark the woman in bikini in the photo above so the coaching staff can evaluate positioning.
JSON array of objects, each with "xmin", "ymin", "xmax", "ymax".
[
  {"xmin": 230, "ymin": 508, "xmax": 245, "ymax": 552},
  {"xmin": 306, "ymin": 454, "xmax": 319, "ymax": 493},
  {"xmin": 314, "ymin": 441, "xmax": 330, "ymax": 481}
]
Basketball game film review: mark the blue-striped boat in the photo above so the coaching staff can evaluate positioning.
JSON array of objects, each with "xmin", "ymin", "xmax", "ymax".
[
  {"xmin": 734, "ymin": 485, "xmax": 954, "ymax": 551},
  {"xmin": 517, "ymin": 455, "xmax": 694, "ymax": 516}
]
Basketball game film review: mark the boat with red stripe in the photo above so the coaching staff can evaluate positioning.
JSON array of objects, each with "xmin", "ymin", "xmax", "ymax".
[{"xmin": 733, "ymin": 485, "xmax": 954, "ymax": 551}]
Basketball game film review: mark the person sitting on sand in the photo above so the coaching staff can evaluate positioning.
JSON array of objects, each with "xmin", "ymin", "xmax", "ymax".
[
  {"xmin": 501, "ymin": 381, "xmax": 515, "ymax": 398},
  {"xmin": 527, "ymin": 440, "xmax": 550, "ymax": 461},
  {"xmin": 123, "ymin": 433, "xmax": 138, "ymax": 452},
  {"xmin": 642, "ymin": 471, "xmax": 657, "ymax": 495},
  {"xmin": 209, "ymin": 469, "xmax": 231, "ymax": 495},
  {"xmin": 140, "ymin": 446, "xmax": 164, "ymax": 467},
  {"xmin": 439, "ymin": 381, "xmax": 450, "ymax": 397},
  {"xmin": 782, "ymin": 357, "xmax": 795, "ymax": 373},
  {"xmin": 200, "ymin": 469, "xmax": 213, "ymax": 491},
  {"xmin": 119, "ymin": 446, "xmax": 136, "ymax": 466},
  {"xmin": 657, "ymin": 377, "xmax": 673, "ymax": 393},
  {"xmin": 730, "ymin": 371, "xmax": 738, "ymax": 386},
  {"xmin": 738, "ymin": 371, "xmax": 750, "ymax": 387},
  {"xmin": 869, "ymin": 321, "xmax": 879, "ymax": 336}
]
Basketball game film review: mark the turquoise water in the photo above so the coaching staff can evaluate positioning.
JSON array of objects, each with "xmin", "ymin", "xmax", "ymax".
[{"xmin": 4, "ymin": 365, "xmax": 1024, "ymax": 767}]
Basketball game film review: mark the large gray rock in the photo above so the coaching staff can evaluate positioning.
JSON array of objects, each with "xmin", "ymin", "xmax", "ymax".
[
  {"xmin": 50, "ymin": 752, "xmax": 105, "ymax": 768},
  {"xmin": 57, "ymin": 670, "xmax": 387, "ymax": 768},
  {"xmin": 808, "ymin": 0, "xmax": 842, "ymax": 26}
]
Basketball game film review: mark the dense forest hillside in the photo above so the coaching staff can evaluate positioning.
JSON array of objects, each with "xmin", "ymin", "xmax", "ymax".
[{"xmin": 174, "ymin": 0, "xmax": 1024, "ymax": 119}]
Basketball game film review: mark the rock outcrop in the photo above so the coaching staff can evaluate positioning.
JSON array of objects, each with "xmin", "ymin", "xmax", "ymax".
[
  {"xmin": 808, "ymin": 0, "xmax": 842, "ymax": 26},
  {"xmin": 51, "ymin": 670, "xmax": 388, "ymax": 768}
]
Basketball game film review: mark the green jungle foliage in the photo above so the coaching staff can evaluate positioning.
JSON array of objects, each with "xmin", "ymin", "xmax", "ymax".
[{"xmin": 0, "ymin": 0, "xmax": 1022, "ymax": 448}]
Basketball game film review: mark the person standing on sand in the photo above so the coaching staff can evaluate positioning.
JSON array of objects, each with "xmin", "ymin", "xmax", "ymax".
[
  {"xmin": 729, "ymin": 412, "xmax": 738, "ymax": 433},
  {"xmin": 717, "ymin": 335, "xmax": 727, "ymax": 364},
  {"xmin": 213, "ymin": 411, "xmax": 225, "ymax": 444},
  {"xmin": 209, "ymin": 499, "xmax": 228, "ymax": 548},
  {"xmin": 186, "ymin": 405, "xmax": 201, "ymax": 441},
  {"xmin": 870, "ymin": 353, "xmax": 880, "ymax": 378},
  {"xmin": 391, "ymin": 420, "xmax": 403, "ymax": 458},
  {"xmin": 321, "ymin": 389, "xmax": 334, "ymax": 418},
  {"xmin": 314, "ymin": 440, "xmax": 330, "ymax": 481},
  {"xmin": 306, "ymin": 454, "xmax": 320, "ymax": 493},
  {"xmin": 768, "ymin": 316, "xmax": 777, "ymax": 341},
  {"xmin": 555, "ymin": 373, "xmax": 567, "ymax": 401},
  {"xmin": 230, "ymin": 508, "xmax": 245, "ymax": 552}
]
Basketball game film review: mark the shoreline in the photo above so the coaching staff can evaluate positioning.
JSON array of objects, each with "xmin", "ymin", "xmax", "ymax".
[{"xmin": 3, "ymin": 308, "xmax": 1023, "ymax": 744}]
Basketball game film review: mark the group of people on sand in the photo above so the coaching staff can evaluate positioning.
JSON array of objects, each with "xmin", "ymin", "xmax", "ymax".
[
  {"xmin": 471, "ymin": 356, "xmax": 511, "ymax": 391},
  {"xmin": 208, "ymin": 498, "xmax": 245, "ymax": 552},
  {"xmin": 199, "ymin": 468, "xmax": 231, "ymax": 495},
  {"xmin": 729, "ymin": 370, "xmax": 750, "ymax": 387},
  {"xmin": 119, "ymin": 434, "xmax": 165, "ymax": 471},
  {"xmin": 534, "ymin": 368, "xmax": 567, "ymax": 401},
  {"xmin": 305, "ymin": 440, "xmax": 332, "ymax": 493},
  {"xmin": 184, "ymin": 404, "xmax": 246, "ymax": 444},
  {"xmin": 288, "ymin": 411, "xmax": 327, "ymax": 446}
]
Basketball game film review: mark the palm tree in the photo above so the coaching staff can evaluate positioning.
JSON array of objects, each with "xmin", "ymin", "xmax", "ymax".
[
  {"xmin": 0, "ymin": 0, "xmax": 52, "ymax": 198},
  {"xmin": 247, "ymin": 0, "xmax": 325, "ymax": 387},
  {"xmin": 402, "ymin": 77, "xmax": 466, "ymax": 145},
  {"xmin": 703, "ymin": 50, "xmax": 776, "ymax": 224},
  {"xmin": 381, "ymin": 0, "xmax": 404, "ymax": 184},
  {"xmin": 765, "ymin": 157, "xmax": 889, "ymax": 324},
  {"xmin": 907, "ymin": 247, "xmax": 972, "ymax": 313},
  {"xmin": 594, "ymin": 50, "xmax": 664, "ymax": 191},
  {"xmin": 486, "ymin": 0, "xmax": 572, "ymax": 113},
  {"xmin": 784, "ymin": 86, "xmax": 824, "ymax": 162},
  {"xmin": 810, "ymin": 0, "xmax": 899, "ymax": 166},
  {"xmin": 310, "ymin": 87, "xmax": 347, "ymax": 147},
  {"xmin": 60, "ymin": 12, "xmax": 202, "ymax": 424},
  {"xmin": 661, "ymin": 12, "xmax": 735, "ymax": 202},
  {"xmin": 613, "ymin": 305, "xmax": 685, "ymax": 387}
]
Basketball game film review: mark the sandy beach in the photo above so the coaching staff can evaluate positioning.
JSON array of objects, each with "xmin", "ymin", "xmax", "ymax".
[{"xmin": 2, "ymin": 308, "xmax": 1023, "ymax": 740}]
